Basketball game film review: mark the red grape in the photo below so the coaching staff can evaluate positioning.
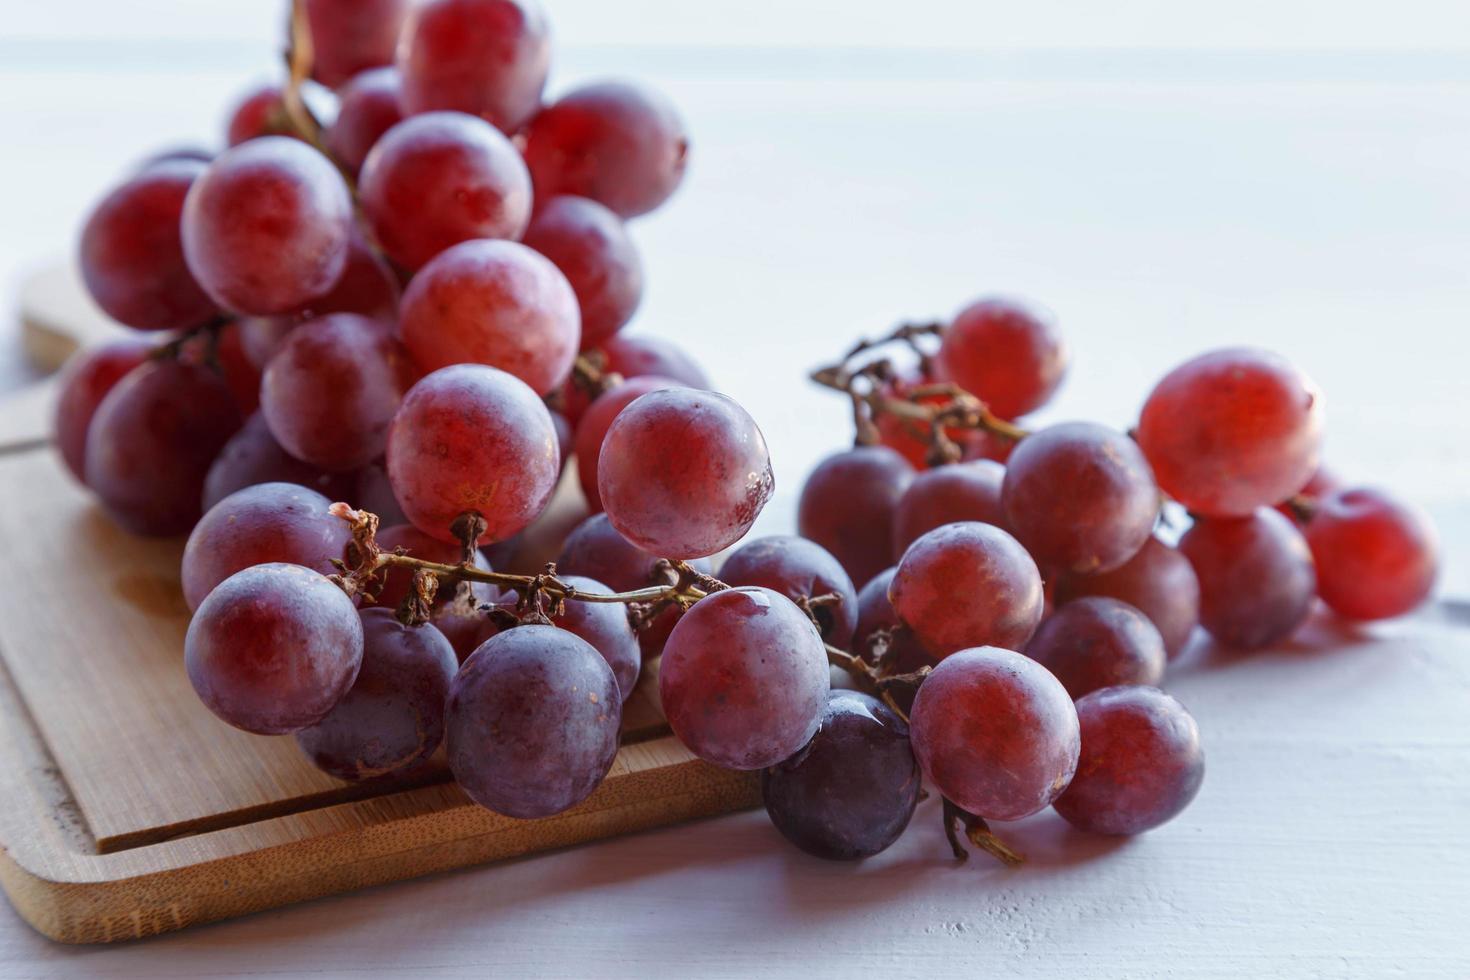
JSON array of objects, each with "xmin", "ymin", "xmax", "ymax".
[
  {"xmin": 797, "ymin": 445, "xmax": 915, "ymax": 589},
  {"xmin": 522, "ymin": 195, "xmax": 643, "ymax": 350},
  {"xmin": 936, "ymin": 298, "xmax": 1067, "ymax": 420},
  {"xmin": 324, "ymin": 67, "xmax": 406, "ymax": 177},
  {"xmin": 296, "ymin": 608, "xmax": 458, "ymax": 780},
  {"xmin": 238, "ymin": 233, "xmax": 400, "ymax": 366},
  {"xmin": 890, "ymin": 459, "xmax": 1006, "ymax": 559},
  {"xmin": 202, "ymin": 412, "xmax": 356, "ymax": 511},
  {"xmin": 889, "ymin": 522, "xmax": 1043, "ymax": 657},
  {"xmin": 53, "ymin": 337, "xmax": 155, "ymax": 484},
  {"xmin": 359, "ymin": 111, "xmax": 532, "ymax": 270},
  {"xmin": 304, "ymin": 0, "xmax": 409, "ymax": 89},
  {"xmin": 182, "ymin": 482, "xmax": 352, "ymax": 611},
  {"xmin": 1054, "ymin": 686, "xmax": 1204, "ymax": 836},
  {"xmin": 398, "ymin": 238, "xmax": 578, "ymax": 393},
  {"xmin": 225, "ymin": 85, "xmax": 287, "ymax": 146},
  {"xmin": 1022, "ymin": 597, "xmax": 1166, "ymax": 699},
  {"xmin": 909, "ymin": 646, "xmax": 1080, "ymax": 820},
  {"xmin": 182, "ymin": 137, "xmax": 353, "ymax": 315},
  {"xmin": 522, "ymin": 81, "xmax": 689, "ymax": 218},
  {"xmin": 599, "ymin": 389, "xmax": 773, "ymax": 559},
  {"xmin": 659, "ymin": 587, "xmax": 829, "ymax": 770},
  {"xmin": 851, "ymin": 566, "xmax": 934, "ymax": 672},
  {"xmin": 386, "ymin": 364, "xmax": 560, "ymax": 543},
  {"xmin": 718, "ymin": 535, "xmax": 859, "ymax": 648},
  {"xmin": 601, "ymin": 333, "xmax": 710, "ymax": 388},
  {"xmin": 261, "ymin": 313, "xmax": 417, "ymax": 472},
  {"xmin": 397, "ymin": 0, "xmax": 550, "ymax": 133},
  {"xmin": 1137, "ymin": 348, "xmax": 1324, "ymax": 517},
  {"xmin": 1276, "ymin": 464, "xmax": 1342, "ymax": 525},
  {"xmin": 1054, "ymin": 536, "xmax": 1200, "ymax": 659},
  {"xmin": 85, "ymin": 359, "xmax": 242, "ymax": 536},
  {"xmin": 761, "ymin": 690, "xmax": 919, "ymax": 860},
  {"xmin": 1002, "ymin": 421, "xmax": 1160, "ymax": 575},
  {"xmin": 554, "ymin": 512, "xmax": 709, "ymax": 658},
  {"xmin": 496, "ymin": 576, "xmax": 641, "ymax": 700},
  {"xmin": 1304, "ymin": 486, "xmax": 1439, "ymax": 620},
  {"xmin": 447, "ymin": 624, "xmax": 620, "ymax": 817},
  {"xmin": 1179, "ymin": 508, "xmax": 1316, "ymax": 650},
  {"xmin": 186, "ymin": 563, "xmax": 363, "ymax": 735},
  {"xmin": 573, "ymin": 375, "xmax": 682, "ymax": 512},
  {"xmin": 79, "ymin": 159, "xmax": 218, "ymax": 330}
]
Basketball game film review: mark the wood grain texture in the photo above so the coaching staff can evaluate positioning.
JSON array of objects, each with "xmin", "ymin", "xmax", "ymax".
[{"xmin": 0, "ymin": 441, "xmax": 757, "ymax": 942}]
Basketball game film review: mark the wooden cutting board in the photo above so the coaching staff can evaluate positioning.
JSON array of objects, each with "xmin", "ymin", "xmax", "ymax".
[{"xmin": 0, "ymin": 266, "xmax": 760, "ymax": 944}]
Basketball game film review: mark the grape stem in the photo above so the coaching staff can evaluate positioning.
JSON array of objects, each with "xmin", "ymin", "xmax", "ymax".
[
  {"xmin": 809, "ymin": 320, "xmax": 1029, "ymax": 463},
  {"xmin": 569, "ymin": 351, "xmax": 624, "ymax": 402},
  {"xmin": 1285, "ymin": 493, "xmax": 1317, "ymax": 523},
  {"xmin": 327, "ymin": 503, "xmax": 710, "ymax": 611},
  {"xmin": 941, "ymin": 797, "xmax": 1025, "ymax": 867},
  {"xmin": 375, "ymin": 551, "xmax": 707, "ymax": 605},
  {"xmin": 280, "ymin": 0, "xmax": 326, "ymax": 149},
  {"xmin": 823, "ymin": 643, "xmax": 928, "ymax": 723}
]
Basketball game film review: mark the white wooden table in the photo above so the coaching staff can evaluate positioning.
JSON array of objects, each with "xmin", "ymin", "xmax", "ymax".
[{"xmin": 2, "ymin": 14, "xmax": 1468, "ymax": 978}]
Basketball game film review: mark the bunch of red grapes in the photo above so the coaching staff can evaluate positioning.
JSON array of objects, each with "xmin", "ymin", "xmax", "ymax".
[{"xmin": 54, "ymin": 0, "xmax": 1441, "ymax": 865}]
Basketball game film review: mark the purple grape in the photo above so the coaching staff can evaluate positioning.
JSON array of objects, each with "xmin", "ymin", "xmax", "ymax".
[
  {"xmin": 496, "ymin": 575, "xmax": 641, "ymax": 701},
  {"xmin": 185, "ymin": 563, "xmax": 363, "ymax": 734},
  {"xmin": 891, "ymin": 459, "xmax": 1006, "ymax": 560},
  {"xmin": 182, "ymin": 482, "xmax": 352, "ymax": 611},
  {"xmin": 202, "ymin": 413, "xmax": 357, "ymax": 511},
  {"xmin": 295, "ymin": 608, "xmax": 459, "ymax": 780},
  {"xmin": 53, "ymin": 337, "xmax": 156, "ymax": 484},
  {"xmin": 1054, "ymin": 536, "xmax": 1200, "ymax": 660},
  {"xmin": 659, "ymin": 587, "xmax": 830, "ymax": 770},
  {"xmin": 1023, "ymin": 597, "xmax": 1166, "ymax": 699},
  {"xmin": 554, "ymin": 512, "xmax": 709, "ymax": 658},
  {"xmin": 761, "ymin": 690, "xmax": 920, "ymax": 860},
  {"xmin": 447, "ymin": 624, "xmax": 621, "ymax": 817},
  {"xmin": 718, "ymin": 535, "xmax": 859, "ymax": 648},
  {"xmin": 85, "ymin": 359, "xmax": 242, "ymax": 536},
  {"xmin": 798, "ymin": 445, "xmax": 915, "ymax": 589}
]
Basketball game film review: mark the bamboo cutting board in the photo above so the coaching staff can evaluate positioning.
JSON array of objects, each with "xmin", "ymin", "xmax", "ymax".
[{"xmin": 0, "ymin": 267, "xmax": 761, "ymax": 944}]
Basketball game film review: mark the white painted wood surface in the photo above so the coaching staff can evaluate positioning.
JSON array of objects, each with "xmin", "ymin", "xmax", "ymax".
[{"xmin": 1, "ymin": 11, "xmax": 1469, "ymax": 977}]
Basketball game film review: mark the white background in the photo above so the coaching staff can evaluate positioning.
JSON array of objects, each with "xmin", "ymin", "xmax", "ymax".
[{"xmin": 7, "ymin": 0, "xmax": 1470, "ymax": 48}]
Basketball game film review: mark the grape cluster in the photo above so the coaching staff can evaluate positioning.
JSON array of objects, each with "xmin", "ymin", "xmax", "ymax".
[{"xmin": 55, "ymin": 0, "xmax": 1441, "ymax": 868}]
